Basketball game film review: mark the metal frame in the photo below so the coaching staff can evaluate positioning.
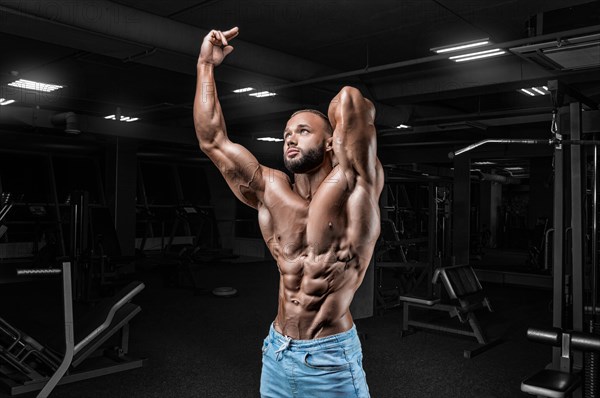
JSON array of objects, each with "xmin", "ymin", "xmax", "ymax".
[{"xmin": 0, "ymin": 264, "xmax": 146, "ymax": 397}]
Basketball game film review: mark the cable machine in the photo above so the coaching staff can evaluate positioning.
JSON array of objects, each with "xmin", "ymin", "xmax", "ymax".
[{"xmin": 450, "ymin": 80, "xmax": 600, "ymax": 397}]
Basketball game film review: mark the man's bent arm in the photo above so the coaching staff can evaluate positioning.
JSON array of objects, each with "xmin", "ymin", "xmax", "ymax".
[
  {"xmin": 327, "ymin": 86, "xmax": 379, "ymax": 187},
  {"xmin": 193, "ymin": 28, "xmax": 265, "ymax": 208}
]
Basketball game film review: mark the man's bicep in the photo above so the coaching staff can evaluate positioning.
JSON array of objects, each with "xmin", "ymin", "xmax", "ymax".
[{"xmin": 202, "ymin": 137, "xmax": 265, "ymax": 208}]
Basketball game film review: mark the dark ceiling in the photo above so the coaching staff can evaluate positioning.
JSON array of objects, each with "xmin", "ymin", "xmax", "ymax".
[{"xmin": 1, "ymin": 0, "xmax": 599, "ymax": 178}]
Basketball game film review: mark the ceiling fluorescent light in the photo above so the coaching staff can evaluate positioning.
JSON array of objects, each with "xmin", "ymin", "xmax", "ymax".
[
  {"xmin": 453, "ymin": 50, "xmax": 506, "ymax": 62},
  {"xmin": 431, "ymin": 38, "xmax": 489, "ymax": 54},
  {"xmin": 249, "ymin": 91, "xmax": 277, "ymax": 98},
  {"xmin": 449, "ymin": 48, "xmax": 502, "ymax": 60},
  {"xmin": 233, "ymin": 87, "xmax": 254, "ymax": 93},
  {"xmin": 396, "ymin": 124, "xmax": 411, "ymax": 129},
  {"xmin": 520, "ymin": 88, "xmax": 535, "ymax": 96},
  {"xmin": 256, "ymin": 137, "xmax": 283, "ymax": 142},
  {"xmin": 104, "ymin": 114, "xmax": 140, "ymax": 122},
  {"xmin": 8, "ymin": 79, "xmax": 63, "ymax": 92},
  {"xmin": 531, "ymin": 87, "xmax": 546, "ymax": 95},
  {"xmin": 0, "ymin": 99, "xmax": 15, "ymax": 106},
  {"xmin": 518, "ymin": 86, "xmax": 548, "ymax": 97}
]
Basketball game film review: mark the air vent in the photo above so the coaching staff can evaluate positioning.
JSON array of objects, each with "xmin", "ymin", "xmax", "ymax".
[{"xmin": 510, "ymin": 33, "xmax": 600, "ymax": 71}]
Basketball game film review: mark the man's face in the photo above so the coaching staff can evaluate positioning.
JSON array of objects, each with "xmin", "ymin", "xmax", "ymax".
[{"xmin": 283, "ymin": 112, "xmax": 330, "ymax": 174}]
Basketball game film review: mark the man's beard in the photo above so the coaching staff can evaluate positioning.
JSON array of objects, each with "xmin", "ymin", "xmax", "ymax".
[{"xmin": 284, "ymin": 146, "xmax": 325, "ymax": 174}]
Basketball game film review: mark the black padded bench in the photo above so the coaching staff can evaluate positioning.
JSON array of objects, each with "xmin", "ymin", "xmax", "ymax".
[
  {"xmin": 399, "ymin": 264, "xmax": 498, "ymax": 358},
  {"xmin": 521, "ymin": 327, "xmax": 600, "ymax": 397}
]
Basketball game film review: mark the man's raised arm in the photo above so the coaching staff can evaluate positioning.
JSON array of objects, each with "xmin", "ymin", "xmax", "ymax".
[
  {"xmin": 327, "ymin": 86, "xmax": 379, "ymax": 188},
  {"xmin": 193, "ymin": 27, "xmax": 265, "ymax": 209}
]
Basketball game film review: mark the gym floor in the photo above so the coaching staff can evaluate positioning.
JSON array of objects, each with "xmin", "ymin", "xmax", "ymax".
[{"xmin": 1, "ymin": 257, "xmax": 553, "ymax": 398}]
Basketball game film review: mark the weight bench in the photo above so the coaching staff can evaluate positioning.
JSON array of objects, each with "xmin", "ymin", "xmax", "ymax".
[
  {"xmin": 521, "ymin": 327, "xmax": 600, "ymax": 397},
  {"xmin": 399, "ymin": 264, "xmax": 498, "ymax": 358},
  {"xmin": 0, "ymin": 263, "xmax": 146, "ymax": 397}
]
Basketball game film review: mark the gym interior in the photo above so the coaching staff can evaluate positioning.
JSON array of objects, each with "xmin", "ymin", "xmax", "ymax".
[{"xmin": 1, "ymin": 1, "xmax": 600, "ymax": 397}]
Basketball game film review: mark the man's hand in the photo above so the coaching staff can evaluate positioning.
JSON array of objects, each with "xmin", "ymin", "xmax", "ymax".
[{"xmin": 198, "ymin": 27, "xmax": 239, "ymax": 67}]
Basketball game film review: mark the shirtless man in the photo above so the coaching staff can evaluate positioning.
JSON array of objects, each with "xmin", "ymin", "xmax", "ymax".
[{"xmin": 193, "ymin": 27, "xmax": 383, "ymax": 398}]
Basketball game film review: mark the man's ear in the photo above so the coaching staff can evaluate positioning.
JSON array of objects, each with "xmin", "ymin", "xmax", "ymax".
[{"xmin": 325, "ymin": 136, "xmax": 333, "ymax": 152}]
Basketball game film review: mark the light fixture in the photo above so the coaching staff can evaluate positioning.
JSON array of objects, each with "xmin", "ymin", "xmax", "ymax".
[
  {"xmin": 430, "ymin": 38, "xmax": 490, "ymax": 54},
  {"xmin": 249, "ymin": 91, "xmax": 276, "ymax": 98},
  {"xmin": 449, "ymin": 48, "xmax": 501, "ymax": 60},
  {"xmin": 256, "ymin": 137, "xmax": 284, "ymax": 142},
  {"xmin": 8, "ymin": 79, "xmax": 63, "ymax": 92},
  {"xmin": 396, "ymin": 124, "xmax": 411, "ymax": 129},
  {"xmin": 0, "ymin": 98, "xmax": 15, "ymax": 106},
  {"xmin": 531, "ymin": 87, "xmax": 546, "ymax": 95},
  {"xmin": 520, "ymin": 88, "xmax": 535, "ymax": 96},
  {"xmin": 104, "ymin": 114, "xmax": 140, "ymax": 122},
  {"xmin": 518, "ymin": 86, "xmax": 549, "ymax": 97},
  {"xmin": 473, "ymin": 161, "xmax": 496, "ymax": 165},
  {"xmin": 452, "ymin": 50, "xmax": 506, "ymax": 62},
  {"xmin": 233, "ymin": 87, "xmax": 254, "ymax": 93}
]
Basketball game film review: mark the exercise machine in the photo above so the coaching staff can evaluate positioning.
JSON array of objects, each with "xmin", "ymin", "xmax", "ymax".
[
  {"xmin": 399, "ymin": 264, "xmax": 499, "ymax": 358},
  {"xmin": 375, "ymin": 219, "xmax": 429, "ymax": 311},
  {"xmin": 450, "ymin": 80, "xmax": 600, "ymax": 394},
  {"xmin": 521, "ymin": 327, "xmax": 600, "ymax": 398},
  {"xmin": 0, "ymin": 261, "xmax": 146, "ymax": 397},
  {"xmin": 377, "ymin": 175, "xmax": 453, "ymax": 305}
]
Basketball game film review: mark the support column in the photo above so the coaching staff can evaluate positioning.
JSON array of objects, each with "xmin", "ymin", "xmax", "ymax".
[
  {"xmin": 479, "ymin": 180, "xmax": 502, "ymax": 249},
  {"xmin": 105, "ymin": 137, "xmax": 137, "ymax": 256},
  {"xmin": 453, "ymin": 155, "xmax": 471, "ymax": 265},
  {"xmin": 552, "ymin": 112, "xmax": 565, "ymax": 368},
  {"xmin": 570, "ymin": 102, "xmax": 585, "ymax": 372}
]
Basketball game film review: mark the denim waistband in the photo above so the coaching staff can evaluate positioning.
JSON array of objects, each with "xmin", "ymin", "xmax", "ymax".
[{"xmin": 268, "ymin": 323, "xmax": 359, "ymax": 351}]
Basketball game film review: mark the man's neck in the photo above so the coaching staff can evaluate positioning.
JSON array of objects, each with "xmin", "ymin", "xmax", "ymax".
[{"xmin": 293, "ymin": 162, "xmax": 333, "ymax": 200}]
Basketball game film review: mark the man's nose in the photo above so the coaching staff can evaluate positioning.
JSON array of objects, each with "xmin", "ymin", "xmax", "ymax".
[{"xmin": 286, "ymin": 134, "xmax": 297, "ymax": 146}]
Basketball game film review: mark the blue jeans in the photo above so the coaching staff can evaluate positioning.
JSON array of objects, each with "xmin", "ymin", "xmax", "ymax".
[{"xmin": 260, "ymin": 323, "xmax": 370, "ymax": 398}]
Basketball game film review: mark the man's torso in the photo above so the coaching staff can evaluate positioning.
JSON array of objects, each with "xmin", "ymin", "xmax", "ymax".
[{"xmin": 257, "ymin": 165, "xmax": 383, "ymax": 339}]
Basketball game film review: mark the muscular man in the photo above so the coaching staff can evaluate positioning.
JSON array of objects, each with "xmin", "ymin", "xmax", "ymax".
[{"xmin": 193, "ymin": 27, "xmax": 383, "ymax": 398}]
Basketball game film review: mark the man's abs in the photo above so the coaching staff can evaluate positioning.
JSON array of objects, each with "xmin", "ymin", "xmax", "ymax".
[{"xmin": 273, "ymin": 253, "xmax": 364, "ymax": 340}]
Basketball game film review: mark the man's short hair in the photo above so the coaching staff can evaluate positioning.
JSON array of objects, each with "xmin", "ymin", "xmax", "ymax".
[{"xmin": 290, "ymin": 109, "xmax": 333, "ymax": 135}]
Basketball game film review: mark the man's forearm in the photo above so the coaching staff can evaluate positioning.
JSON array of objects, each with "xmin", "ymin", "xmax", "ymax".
[
  {"xmin": 328, "ymin": 86, "xmax": 375, "ymax": 130},
  {"xmin": 193, "ymin": 63, "xmax": 226, "ymax": 148}
]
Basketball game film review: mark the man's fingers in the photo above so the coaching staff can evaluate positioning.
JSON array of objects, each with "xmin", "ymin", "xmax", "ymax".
[
  {"xmin": 203, "ymin": 27, "xmax": 238, "ymax": 48},
  {"xmin": 222, "ymin": 45, "xmax": 234, "ymax": 57},
  {"xmin": 224, "ymin": 26, "xmax": 239, "ymax": 40},
  {"xmin": 218, "ymin": 31, "xmax": 228, "ymax": 46}
]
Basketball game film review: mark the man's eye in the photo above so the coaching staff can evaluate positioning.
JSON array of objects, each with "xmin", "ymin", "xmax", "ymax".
[{"xmin": 300, "ymin": 129, "xmax": 308, "ymax": 134}]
